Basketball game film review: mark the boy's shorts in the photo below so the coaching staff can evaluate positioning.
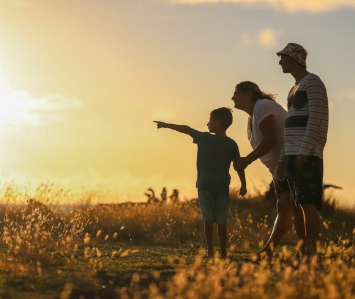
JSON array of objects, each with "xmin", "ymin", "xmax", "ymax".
[
  {"xmin": 197, "ymin": 190, "xmax": 230, "ymax": 224},
  {"xmin": 286, "ymin": 155, "xmax": 323, "ymax": 211}
]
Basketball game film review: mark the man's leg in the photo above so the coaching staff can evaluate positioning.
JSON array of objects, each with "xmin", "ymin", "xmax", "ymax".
[
  {"xmin": 300, "ymin": 203, "xmax": 321, "ymax": 258},
  {"xmin": 258, "ymin": 191, "xmax": 292, "ymax": 258},
  {"xmin": 217, "ymin": 223, "xmax": 227, "ymax": 258},
  {"xmin": 204, "ymin": 220, "xmax": 214, "ymax": 257}
]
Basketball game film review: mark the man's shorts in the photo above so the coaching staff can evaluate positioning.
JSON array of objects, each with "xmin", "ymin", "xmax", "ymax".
[
  {"xmin": 285, "ymin": 155, "xmax": 323, "ymax": 211},
  {"xmin": 197, "ymin": 190, "xmax": 230, "ymax": 224},
  {"xmin": 273, "ymin": 178, "xmax": 291, "ymax": 193}
]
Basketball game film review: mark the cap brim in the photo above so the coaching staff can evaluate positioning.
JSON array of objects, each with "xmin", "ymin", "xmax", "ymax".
[
  {"xmin": 277, "ymin": 51, "xmax": 307, "ymax": 67},
  {"xmin": 276, "ymin": 50, "xmax": 289, "ymax": 56}
]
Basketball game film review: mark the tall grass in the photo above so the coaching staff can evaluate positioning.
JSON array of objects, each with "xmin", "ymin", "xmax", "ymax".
[{"xmin": 0, "ymin": 183, "xmax": 354, "ymax": 298}]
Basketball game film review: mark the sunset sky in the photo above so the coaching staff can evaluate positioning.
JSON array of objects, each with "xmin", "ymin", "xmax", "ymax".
[{"xmin": 0, "ymin": 0, "xmax": 354, "ymax": 204}]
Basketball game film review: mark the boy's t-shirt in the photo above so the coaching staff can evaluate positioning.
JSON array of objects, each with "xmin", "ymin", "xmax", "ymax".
[{"xmin": 190, "ymin": 129, "xmax": 240, "ymax": 194}]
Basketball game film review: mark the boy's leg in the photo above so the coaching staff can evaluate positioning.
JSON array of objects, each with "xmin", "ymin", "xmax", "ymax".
[
  {"xmin": 204, "ymin": 221, "xmax": 214, "ymax": 257},
  {"xmin": 217, "ymin": 224, "xmax": 227, "ymax": 258},
  {"xmin": 198, "ymin": 190, "xmax": 216, "ymax": 257},
  {"xmin": 301, "ymin": 203, "xmax": 321, "ymax": 258},
  {"xmin": 214, "ymin": 193, "xmax": 230, "ymax": 259}
]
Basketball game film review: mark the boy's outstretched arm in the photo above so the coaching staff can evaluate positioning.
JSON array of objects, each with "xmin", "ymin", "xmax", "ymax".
[{"xmin": 154, "ymin": 121, "xmax": 191, "ymax": 135}]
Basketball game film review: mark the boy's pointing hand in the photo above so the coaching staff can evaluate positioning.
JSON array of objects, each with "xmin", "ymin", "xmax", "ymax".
[{"xmin": 153, "ymin": 121, "xmax": 167, "ymax": 129}]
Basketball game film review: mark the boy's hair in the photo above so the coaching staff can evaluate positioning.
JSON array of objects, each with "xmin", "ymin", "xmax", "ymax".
[{"xmin": 210, "ymin": 107, "xmax": 233, "ymax": 130}]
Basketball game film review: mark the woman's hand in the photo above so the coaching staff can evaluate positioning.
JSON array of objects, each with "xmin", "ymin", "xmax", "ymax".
[
  {"xmin": 275, "ymin": 162, "xmax": 285, "ymax": 180},
  {"xmin": 273, "ymin": 179, "xmax": 282, "ymax": 198}
]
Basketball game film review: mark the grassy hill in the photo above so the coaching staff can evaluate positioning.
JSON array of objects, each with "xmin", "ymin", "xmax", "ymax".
[{"xmin": 0, "ymin": 184, "xmax": 354, "ymax": 298}]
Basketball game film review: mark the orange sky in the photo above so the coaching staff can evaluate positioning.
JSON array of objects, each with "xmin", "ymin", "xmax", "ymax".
[{"xmin": 0, "ymin": 0, "xmax": 353, "ymax": 205}]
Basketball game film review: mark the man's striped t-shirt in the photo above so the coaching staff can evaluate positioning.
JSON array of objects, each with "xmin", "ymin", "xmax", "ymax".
[{"xmin": 279, "ymin": 73, "xmax": 329, "ymax": 162}]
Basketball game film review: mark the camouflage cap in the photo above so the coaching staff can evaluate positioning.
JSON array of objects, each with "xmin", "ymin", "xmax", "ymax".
[{"xmin": 277, "ymin": 43, "xmax": 307, "ymax": 67}]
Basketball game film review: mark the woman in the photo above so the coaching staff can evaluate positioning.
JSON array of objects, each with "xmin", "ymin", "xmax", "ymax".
[{"xmin": 232, "ymin": 81, "xmax": 305, "ymax": 260}]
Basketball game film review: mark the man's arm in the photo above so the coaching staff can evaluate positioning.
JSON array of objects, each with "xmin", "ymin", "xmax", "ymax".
[
  {"xmin": 153, "ymin": 121, "xmax": 191, "ymax": 135},
  {"xmin": 234, "ymin": 114, "xmax": 278, "ymax": 170},
  {"xmin": 297, "ymin": 78, "xmax": 326, "ymax": 168}
]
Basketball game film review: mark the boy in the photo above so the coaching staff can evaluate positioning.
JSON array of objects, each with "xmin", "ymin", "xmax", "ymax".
[{"xmin": 154, "ymin": 107, "xmax": 247, "ymax": 259}]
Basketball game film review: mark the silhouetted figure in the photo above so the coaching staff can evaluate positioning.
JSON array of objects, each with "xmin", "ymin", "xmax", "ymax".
[
  {"xmin": 161, "ymin": 187, "xmax": 167, "ymax": 202},
  {"xmin": 145, "ymin": 188, "xmax": 160, "ymax": 204},
  {"xmin": 169, "ymin": 189, "xmax": 179, "ymax": 204}
]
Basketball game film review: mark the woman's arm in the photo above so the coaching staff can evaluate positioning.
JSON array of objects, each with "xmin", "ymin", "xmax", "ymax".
[
  {"xmin": 234, "ymin": 114, "xmax": 278, "ymax": 170},
  {"xmin": 247, "ymin": 114, "xmax": 278, "ymax": 162}
]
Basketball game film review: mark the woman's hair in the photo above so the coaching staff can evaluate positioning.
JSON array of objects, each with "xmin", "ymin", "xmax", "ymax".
[{"xmin": 236, "ymin": 81, "xmax": 276, "ymax": 101}]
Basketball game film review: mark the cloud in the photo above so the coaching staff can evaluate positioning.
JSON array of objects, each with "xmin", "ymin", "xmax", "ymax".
[
  {"xmin": 165, "ymin": 0, "xmax": 355, "ymax": 13},
  {"xmin": 239, "ymin": 28, "xmax": 282, "ymax": 50},
  {"xmin": 328, "ymin": 90, "xmax": 355, "ymax": 110},
  {"xmin": 341, "ymin": 91, "xmax": 355, "ymax": 101},
  {"xmin": 0, "ymin": 91, "xmax": 83, "ymax": 127},
  {"xmin": 258, "ymin": 28, "xmax": 282, "ymax": 49}
]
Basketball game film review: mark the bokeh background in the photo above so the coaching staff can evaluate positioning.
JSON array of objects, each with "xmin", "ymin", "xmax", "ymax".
[{"xmin": 0, "ymin": 0, "xmax": 353, "ymax": 204}]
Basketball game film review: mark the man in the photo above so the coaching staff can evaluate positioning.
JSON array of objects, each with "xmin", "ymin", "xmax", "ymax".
[{"xmin": 276, "ymin": 43, "xmax": 329, "ymax": 259}]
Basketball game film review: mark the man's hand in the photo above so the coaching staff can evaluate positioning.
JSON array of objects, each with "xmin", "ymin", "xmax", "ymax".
[
  {"xmin": 153, "ymin": 121, "xmax": 167, "ymax": 129},
  {"xmin": 297, "ymin": 154, "xmax": 308, "ymax": 169},
  {"xmin": 275, "ymin": 162, "xmax": 285, "ymax": 180},
  {"xmin": 234, "ymin": 157, "xmax": 249, "ymax": 171},
  {"xmin": 239, "ymin": 185, "xmax": 247, "ymax": 196}
]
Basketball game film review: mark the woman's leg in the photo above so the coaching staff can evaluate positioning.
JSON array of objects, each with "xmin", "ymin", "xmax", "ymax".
[{"xmin": 258, "ymin": 190, "xmax": 293, "ymax": 258}]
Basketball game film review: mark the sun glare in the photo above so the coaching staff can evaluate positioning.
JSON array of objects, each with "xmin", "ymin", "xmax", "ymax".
[
  {"xmin": 0, "ymin": 92, "xmax": 32, "ymax": 127},
  {"xmin": 0, "ymin": 65, "xmax": 12, "ymax": 94}
]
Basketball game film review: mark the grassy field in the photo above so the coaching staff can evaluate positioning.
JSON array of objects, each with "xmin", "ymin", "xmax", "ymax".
[{"xmin": 0, "ymin": 183, "xmax": 354, "ymax": 299}]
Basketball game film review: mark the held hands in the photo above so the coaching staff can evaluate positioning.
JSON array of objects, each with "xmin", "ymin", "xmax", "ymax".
[
  {"xmin": 153, "ymin": 121, "xmax": 167, "ymax": 129},
  {"xmin": 239, "ymin": 185, "xmax": 247, "ymax": 196},
  {"xmin": 233, "ymin": 157, "xmax": 248, "ymax": 171}
]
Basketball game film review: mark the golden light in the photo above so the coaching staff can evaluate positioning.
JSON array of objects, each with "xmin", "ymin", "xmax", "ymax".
[{"xmin": 0, "ymin": 65, "xmax": 12, "ymax": 94}]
